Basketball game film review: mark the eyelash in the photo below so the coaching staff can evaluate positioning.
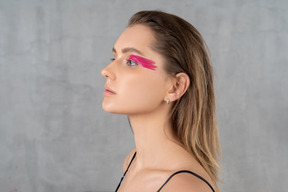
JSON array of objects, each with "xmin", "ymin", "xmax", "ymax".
[{"xmin": 126, "ymin": 59, "xmax": 138, "ymax": 66}]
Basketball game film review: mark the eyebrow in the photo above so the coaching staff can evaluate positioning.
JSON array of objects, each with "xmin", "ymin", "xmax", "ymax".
[{"xmin": 112, "ymin": 47, "xmax": 144, "ymax": 55}]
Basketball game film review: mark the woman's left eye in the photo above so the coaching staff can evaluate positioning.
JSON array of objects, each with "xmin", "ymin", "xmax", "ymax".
[{"xmin": 127, "ymin": 59, "xmax": 138, "ymax": 66}]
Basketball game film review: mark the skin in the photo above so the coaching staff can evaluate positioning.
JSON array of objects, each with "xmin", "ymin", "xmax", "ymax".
[{"xmin": 101, "ymin": 24, "xmax": 215, "ymax": 192}]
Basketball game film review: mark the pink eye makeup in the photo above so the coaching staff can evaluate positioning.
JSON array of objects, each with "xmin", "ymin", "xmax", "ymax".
[{"xmin": 128, "ymin": 54, "xmax": 157, "ymax": 70}]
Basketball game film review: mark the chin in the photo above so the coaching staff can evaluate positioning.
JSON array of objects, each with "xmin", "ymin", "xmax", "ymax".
[
  {"xmin": 102, "ymin": 103, "xmax": 114, "ymax": 113},
  {"xmin": 102, "ymin": 103, "xmax": 124, "ymax": 114}
]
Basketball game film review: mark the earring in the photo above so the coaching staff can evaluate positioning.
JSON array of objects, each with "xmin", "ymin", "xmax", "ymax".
[{"xmin": 166, "ymin": 98, "xmax": 170, "ymax": 104}]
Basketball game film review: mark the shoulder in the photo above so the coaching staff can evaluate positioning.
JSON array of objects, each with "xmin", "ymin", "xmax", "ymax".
[
  {"xmin": 161, "ymin": 171, "xmax": 215, "ymax": 192},
  {"xmin": 122, "ymin": 148, "xmax": 136, "ymax": 173}
]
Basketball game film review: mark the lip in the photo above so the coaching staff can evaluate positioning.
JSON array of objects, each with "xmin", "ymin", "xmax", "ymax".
[{"xmin": 103, "ymin": 84, "xmax": 116, "ymax": 96}]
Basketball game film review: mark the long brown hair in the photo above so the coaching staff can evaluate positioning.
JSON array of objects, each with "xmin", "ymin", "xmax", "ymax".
[{"xmin": 128, "ymin": 10, "xmax": 221, "ymax": 190}]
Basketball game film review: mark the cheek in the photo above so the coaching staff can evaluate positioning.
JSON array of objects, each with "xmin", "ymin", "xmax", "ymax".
[{"xmin": 119, "ymin": 73, "xmax": 166, "ymax": 105}]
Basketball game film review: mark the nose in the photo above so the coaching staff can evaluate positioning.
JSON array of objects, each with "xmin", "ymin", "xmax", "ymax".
[{"xmin": 101, "ymin": 63, "xmax": 116, "ymax": 80}]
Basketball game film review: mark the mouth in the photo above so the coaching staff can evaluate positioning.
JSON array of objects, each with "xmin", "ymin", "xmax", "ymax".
[{"xmin": 103, "ymin": 85, "xmax": 116, "ymax": 96}]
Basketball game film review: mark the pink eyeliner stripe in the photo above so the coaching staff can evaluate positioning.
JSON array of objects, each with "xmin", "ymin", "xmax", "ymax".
[{"xmin": 129, "ymin": 55, "xmax": 157, "ymax": 70}]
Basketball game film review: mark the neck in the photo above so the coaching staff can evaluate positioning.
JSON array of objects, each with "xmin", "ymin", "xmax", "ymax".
[{"xmin": 128, "ymin": 107, "xmax": 182, "ymax": 170}]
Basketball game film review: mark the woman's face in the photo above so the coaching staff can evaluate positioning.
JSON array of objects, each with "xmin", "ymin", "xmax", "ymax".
[{"xmin": 101, "ymin": 24, "xmax": 172, "ymax": 115}]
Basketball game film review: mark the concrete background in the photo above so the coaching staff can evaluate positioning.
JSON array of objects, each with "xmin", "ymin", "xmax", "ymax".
[{"xmin": 0, "ymin": 0, "xmax": 287, "ymax": 191}]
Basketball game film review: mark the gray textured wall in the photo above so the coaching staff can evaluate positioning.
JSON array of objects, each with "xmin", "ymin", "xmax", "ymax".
[{"xmin": 0, "ymin": 0, "xmax": 287, "ymax": 192}]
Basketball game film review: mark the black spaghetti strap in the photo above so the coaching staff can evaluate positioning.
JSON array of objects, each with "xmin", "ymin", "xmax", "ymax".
[
  {"xmin": 115, "ymin": 154, "xmax": 215, "ymax": 192},
  {"xmin": 115, "ymin": 152, "xmax": 136, "ymax": 192},
  {"xmin": 157, "ymin": 170, "xmax": 215, "ymax": 192}
]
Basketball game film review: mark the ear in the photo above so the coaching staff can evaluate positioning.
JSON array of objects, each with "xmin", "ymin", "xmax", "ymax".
[{"xmin": 166, "ymin": 73, "xmax": 190, "ymax": 103}]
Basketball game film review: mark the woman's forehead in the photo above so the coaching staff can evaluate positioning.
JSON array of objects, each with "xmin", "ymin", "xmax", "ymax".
[{"xmin": 114, "ymin": 25, "xmax": 155, "ymax": 54}]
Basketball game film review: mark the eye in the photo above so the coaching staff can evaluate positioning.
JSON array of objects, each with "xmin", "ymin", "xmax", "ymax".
[
  {"xmin": 127, "ymin": 59, "xmax": 138, "ymax": 66},
  {"xmin": 110, "ymin": 58, "xmax": 115, "ymax": 62}
]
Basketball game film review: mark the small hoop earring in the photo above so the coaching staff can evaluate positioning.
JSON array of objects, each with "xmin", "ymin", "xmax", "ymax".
[{"xmin": 166, "ymin": 98, "xmax": 170, "ymax": 104}]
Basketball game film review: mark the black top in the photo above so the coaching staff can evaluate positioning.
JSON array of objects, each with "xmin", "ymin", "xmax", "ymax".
[{"xmin": 115, "ymin": 152, "xmax": 215, "ymax": 192}]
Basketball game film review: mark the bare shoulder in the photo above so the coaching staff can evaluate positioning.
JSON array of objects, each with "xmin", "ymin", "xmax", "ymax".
[
  {"xmin": 161, "ymin": 171, "xmax": 215, "ymax": 192},
  {"xmin": 122, "ymin": 148, "xmax": 136, "ymax": 173}
]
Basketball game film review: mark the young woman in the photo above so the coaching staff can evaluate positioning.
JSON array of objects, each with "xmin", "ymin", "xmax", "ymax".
[{"xmin": 101, "ymin": 10, "xmax": 221, "ymax": 192}]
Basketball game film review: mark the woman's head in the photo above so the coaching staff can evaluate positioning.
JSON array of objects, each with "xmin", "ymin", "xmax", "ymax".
[
  {"xmin": 102, "ymin": 24, "xmax": 182, "ymax": 115},
  {"xmin": 128, "ymin": 10, "xmax": 221, "ymax": 185}
]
